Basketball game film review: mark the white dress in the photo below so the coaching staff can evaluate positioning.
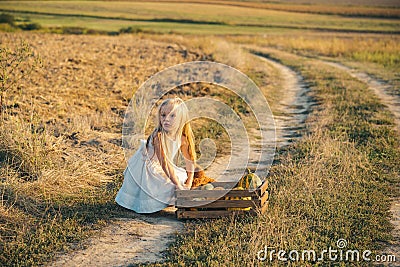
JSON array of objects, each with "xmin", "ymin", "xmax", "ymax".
[{"xmin": 115, "ymin": 136, "xmax": 187, "ymax": 213}]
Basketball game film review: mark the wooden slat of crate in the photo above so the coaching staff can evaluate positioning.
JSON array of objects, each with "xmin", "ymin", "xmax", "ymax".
[
  {"xmin": 175, "ymin": 180, "xmax": 269, "ymax": 219},
  {"xmin": 260, "ymin": 191, "xmax": 269, "ymax": 206},
  {"xmin": 259, "ymin": 180, "xmax": 268, "ymax": 196},
  {"xmin": 176, "ymin": 189, "xmax": 260, "ymax": 199},
  {"xmin": 260, "ymin": 200, "xmax": 268, "ymax": 214},
  {"xmin": 177, "ymin": 191, "xmax": 268, "ymax": 208},
  {"xmin": 176, "ymin": 209, "xmax": 258, "ymax": 219},
  {"xmin": 176, "ymin": 202, "xmax": 269, "ymax": 219},
  {"xmin": 211, "ymin": 181, "xmax": 237, "ymax": 188},
  {"xmin": 177, "ymin": 199, "xmax": 260, "ymax": 209}
]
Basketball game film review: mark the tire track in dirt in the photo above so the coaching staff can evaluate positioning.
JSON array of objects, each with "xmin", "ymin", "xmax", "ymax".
[
  {"xmin": 254, "ymin": 53, "xmax": 314, "ymax": 148},
  {"xmin": 321, "ymin": 61, "xmax": 400, "ymax": 265},
  {"xmin": 49, "ymin": 208, "xmax": 182, "ymax": 267},
  {"xmin": 324, "ymin": 61, "xmax": 400, "ymax": 133},
  {"xmin": 207, "ymin": 50, "xmax": 314, "ymax": 180}
]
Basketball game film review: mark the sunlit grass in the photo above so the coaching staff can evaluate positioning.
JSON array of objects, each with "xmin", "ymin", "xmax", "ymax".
[
  {"xmin": 229, "ymin": 33, "xmax": 400, "ymax": 68},
  {"xmin": 147, "ymin": 41, "xmax": 400, "ymax": 267}
]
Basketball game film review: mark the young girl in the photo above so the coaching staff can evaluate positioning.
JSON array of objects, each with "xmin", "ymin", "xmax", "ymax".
[{"xmin": 115, "ymin": 97, "xmax": 196, "ymax": 213}]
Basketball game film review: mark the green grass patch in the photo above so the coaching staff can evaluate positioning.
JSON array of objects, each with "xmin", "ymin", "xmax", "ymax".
[
  {"xmin": 0, "ymin": 11, "xmax": 302, "ymax": 35},
  {"xmin": 0, "ymin": 1, "xmax": 399, "ymax": 34}
]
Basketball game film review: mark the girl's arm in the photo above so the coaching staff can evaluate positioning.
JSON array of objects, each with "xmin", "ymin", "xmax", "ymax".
[
  {"xmin": 153, "ymin": 134, "xmax": 184, "ymax": 190},
  {"xmin": 181, "ymin": 135, "xmax": 195, "ymax": 189}
]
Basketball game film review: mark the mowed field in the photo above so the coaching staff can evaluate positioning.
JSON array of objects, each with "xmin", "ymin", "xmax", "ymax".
[
  {"xmin": 1, "ymin": 0, "xmax": 400, "ymax": 33},
  {"xmin": 0, "ymin": 0, "xmax": 400, "ymax": 266}
]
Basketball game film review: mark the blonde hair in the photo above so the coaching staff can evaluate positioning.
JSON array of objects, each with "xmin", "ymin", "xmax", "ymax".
[{"xmin": 146, "ymin": 97, "xmax": 196, "ymax": 165}]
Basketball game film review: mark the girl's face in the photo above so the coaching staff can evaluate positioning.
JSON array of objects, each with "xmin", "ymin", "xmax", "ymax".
[{"xmin": 160, "ymin": 104, "xmax": 178, "ymax": 134}]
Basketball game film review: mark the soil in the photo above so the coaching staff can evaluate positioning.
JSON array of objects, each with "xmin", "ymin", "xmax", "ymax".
[
  {"xmin": 256, "ymin": 55, "xmax": 314, "ymax": 147},
  {"xmin": 49, "ymin": 207, "xmax": 182, "ymax": 267}
]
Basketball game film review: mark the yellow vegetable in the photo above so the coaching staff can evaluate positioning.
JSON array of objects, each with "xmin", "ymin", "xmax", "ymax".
[
  {"xmin": 226, "ymin": 187, "xmax": 251, "ymax": 211},
  {"xmin": 213, "ymin": 186, "xmax": 225, "ymax": 190},
  {"xmin": 237, "ymin": 168, "xmax": 262, "ymax": 189}
]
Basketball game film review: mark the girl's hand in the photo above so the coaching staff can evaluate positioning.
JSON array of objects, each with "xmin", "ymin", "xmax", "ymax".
[
  {"xmin": 176, "ymin": 184, "xmax": 185, "ymax": 190},
  {"xmin": 184, "ymin": 181, "xmax": 192, "ymax": 189}
]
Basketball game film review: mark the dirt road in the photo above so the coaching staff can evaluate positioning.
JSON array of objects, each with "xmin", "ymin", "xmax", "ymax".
[{"xmin": 49, "ymin": 208, "xmax": 181, "ymax": 266}]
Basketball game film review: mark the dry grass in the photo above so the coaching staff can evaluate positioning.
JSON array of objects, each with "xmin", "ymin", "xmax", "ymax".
[
  {"xmin": 148, "ymin": 41, "xmax": 399, "ymax": 267},
  {"xmin": 228, "ymin": 32, "xmax": 400, "ymax": 95},
  {"xmin": 229, "ymin": 33, "xmax": 400, "ymax": 68},
  {"xmin": 0, "ymin": 32, "xmax": 206, "ymax": 266}
]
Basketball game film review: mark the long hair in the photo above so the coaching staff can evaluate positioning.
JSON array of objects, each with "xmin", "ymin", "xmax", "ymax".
[{"xmin": 146, "ymin": 97, "xmax": 196, "ymax": 166}]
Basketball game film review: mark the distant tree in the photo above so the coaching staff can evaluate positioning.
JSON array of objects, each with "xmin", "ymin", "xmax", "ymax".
[
  {"xmin": 19, "ymin": 23, "xmax": 42, "ymax": 31},
  {"xmin": 61, "ymin": 26, "xmax": 85, "ymax": 34},
  {"xmin": 0, "ymin": 13, "xmax": 15, "ymax": 26},
  {"xmin": 119, "ymin": 26, "xmax": 143, "ymax": 34},
  {"xmin": 0, "ymin": 40, "xmax": 42, "ymax": 113}
]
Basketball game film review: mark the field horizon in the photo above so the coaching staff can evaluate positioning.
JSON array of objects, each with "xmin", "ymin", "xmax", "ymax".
[{"xmin": 0, "ymin": 0, "xmax": 400, "ymax": 34}]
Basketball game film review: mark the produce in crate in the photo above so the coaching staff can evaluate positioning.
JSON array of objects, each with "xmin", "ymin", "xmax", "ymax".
[
  {"xmin": 213, "ymin": 186, "xmax": 225, "ymax": 190},
  {"xmin": 237, "ymin": 168, "xmax": 262, "ymax": 190},
  {"xmin": 201, "ymin": 183, "xmax": 214, "ymax": 190},
  {"xmin": 176, "ymin": 179, "xmax": 269, "ymax": 219},
  {"xmin": 226, "ymin": 187, "xmax": 251, "ymax": 211},
  {"xmin": 191, "ymin": 165, "xmax": 215, "ymax": 188}
]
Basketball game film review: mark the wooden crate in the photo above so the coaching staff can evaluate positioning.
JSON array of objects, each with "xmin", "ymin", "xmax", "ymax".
[{"xmin": 175, "ymin": 180, "xmax": 269, "ymax": 219}]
